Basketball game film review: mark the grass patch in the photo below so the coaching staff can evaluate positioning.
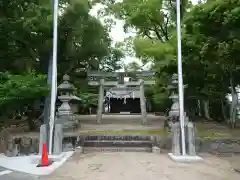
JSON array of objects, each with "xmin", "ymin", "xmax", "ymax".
[
  {"xmin": 80, "ymin": 129, "xmax": 231, "ymax": 138},
  {"xmin": 195, "ymin": 121, "xmax": 238, "ymax": 139},
  {"xmin": 79, "ymin": 124, "xmax": 240, "ymax": 139},
  {"xmin": 196, "ymin": 131, "xmax": 231, "ymax": 139},
  {"xmin": 79, "ymin": 128, "xmax": 167, "ymax": 136}
]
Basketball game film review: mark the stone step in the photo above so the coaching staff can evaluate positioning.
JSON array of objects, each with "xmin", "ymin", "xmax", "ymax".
[
  {"xmin": 84, "ymin": 135, "xmax": 152, "ymax": 141},
  {"xmin": 83, "ymin": 135, "xmax": 153, "ymax": 150},
  {"xmin": 77, "ymin": 114, "xmax": 165, "ymax": 125},
  {"xmin": 83, "ymin": 147, "xmax": 152, "ymax": 152},
  {"xmin": 83, "ymin": 140, "xmax": 152, "ymax": 147},
  {"xmin": 80, "ymin": 119, "xmax": 162, "ymax": 125}
]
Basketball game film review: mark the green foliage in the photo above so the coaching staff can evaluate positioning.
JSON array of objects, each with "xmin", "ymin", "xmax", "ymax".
[
  {"xmin": 0, "ymin": 0, "xmax": 52, "ymax": 73},
  {"xmin": 99, "ymin": 48, "xmax": 124, "ymax": 72},
  {"xmin": 0, "ymin": 0, "xmax": 123, "ymax": 75},
  {"xmin": 78, "ymin": 92, "xmax": 98, "ymax": 107},
  {"xmin": 56, "ymin": 0, "xmax": 124, "ymax": 75},
  {"xmin": 183, "ymin": 0, "xmax": 240, "ymax": 98},
  {"xmin": 124, "ymin": 61, "xmax": 142, "ymax": 72},
  {"xmin": 3, "ymin": 0, "xmax": 240, "ymax": 124},
  {"xmin": 0, "ymin": 72, "xmax": 48, "ymax": 114},
  {"xmin": 101, "ymin": 0, "xmax": 240, "ymax": 119},
  {"xmin": 0, "ymin": 0, "xmax": 125, "ymax": 120}
]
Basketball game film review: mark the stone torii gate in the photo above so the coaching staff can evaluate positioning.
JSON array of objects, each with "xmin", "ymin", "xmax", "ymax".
[{"xmin": 87, "ymin": 71, "xmax": 155, "ymax": 124}]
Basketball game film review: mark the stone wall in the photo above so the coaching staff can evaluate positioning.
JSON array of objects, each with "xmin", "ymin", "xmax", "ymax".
[
  {"xmin": 197, "ymin": 138, "xmax": 240, "ymax": 154},
  {"xmin": 5, "ymin": 137, "xmax": 39, "ymax": 156},
  {"xmin": 155, "ymin": 136, "xmax": 240, "ymax": 154},
  {"xmin": 3, "ymin": 134, "xmax": 240, "ymax": 156}
]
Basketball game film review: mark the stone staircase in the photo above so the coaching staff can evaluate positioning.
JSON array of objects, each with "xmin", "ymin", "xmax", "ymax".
[
  {"xmin": 82, "ymin": 135, "xmax": 153, "ymax": 152},
  {"xmin": 76, "ymin": 114, "xmax": 164, "ymax": 125}
]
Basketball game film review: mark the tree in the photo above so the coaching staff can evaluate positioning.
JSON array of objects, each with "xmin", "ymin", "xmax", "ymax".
[
  {"xmin": 54, "ymin": 0, "xmax": 123, "ymax": 77},
  {"xmin": 0, "ymin": 72, "xmax": 48, "ymax": 130},
  {"xmin": 182, "ymin": 0, "xmax": 240, "ymax": 126},
  {"xmin": 0, "ymin": 0, "xmax": 52, "ymax": 73},
  {"xmin": 100, "ymin": 0, "xmax": 240, "ymax": 125},
  {"xmin": 99, "ymin": 47, "xmax": 124, "ymax": 72},
  {"xmin": 0, "ymin": 0, "xmax": 123, "ymax": 128},
  {"xmin": 124, "ymin": 61, "xmax": 142, "ymax": 72},
  {"xmin": 94, "ymin": 0, "xmax": 191, "ymax": 41},
  {"xmin": 0, "ymin": 0, "xmax": 121, "ymax": 75},
  {"xmin": 92, "ymin": 0, "xmax": 183, "ymax": 110}
]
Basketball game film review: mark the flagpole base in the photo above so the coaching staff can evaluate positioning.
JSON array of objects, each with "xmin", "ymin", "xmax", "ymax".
[
  {"xmin": 168, "ymin": 153, "xmax": 202, "ymax": 162},
  {"xmin": 36, "ymin": 160, "xmax": 53, "ymax": 167}
]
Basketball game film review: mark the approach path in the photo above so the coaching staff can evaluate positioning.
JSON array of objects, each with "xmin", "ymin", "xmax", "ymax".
[{"xmin": 44, "ymin": 152, "xmax": 240, "ymax": 180}]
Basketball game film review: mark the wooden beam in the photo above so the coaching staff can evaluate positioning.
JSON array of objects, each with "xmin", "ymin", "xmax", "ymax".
[
  {"xmin": 88, "ymin": 80, "xmax": 155, "ymax": 86},
  {"xmin": 87, "ymin": 71, "xmax": 155, "ymax": 78}
]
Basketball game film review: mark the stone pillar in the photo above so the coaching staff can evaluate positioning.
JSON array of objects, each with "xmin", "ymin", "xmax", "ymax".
[
  {"xmin": 97, "ymin": 79, "xmax": 104, "ymax": 124},
  {"xmin": 185, "ymin": 116, "xmax": 189, "ymax": 125},
  {"xmin": 53, "ymin": 124, "xmax": 63, "ymax": 155},
  {"xmin": 140, "ymin": 79, "xmax": 147, "ymax": 124},
  {"xmin": 172, "ymin": 123, "xmax": 181, "ymax": 156},
  {"xmin": 186, "ymin": 122, "xmax": 196, "ymax": 156},
  {"xmin": 5, "ymin": 137, "xmax": 17, "ymax": 157},
  {"xmin": 39, "ymin": 124, "xmax": 47, "ymax": 155}
]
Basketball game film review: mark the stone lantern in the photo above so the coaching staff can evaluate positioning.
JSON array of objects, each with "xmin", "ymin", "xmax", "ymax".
[
  {"xmin": 56, "ymin": 74, "xmax": 80, "ymax": 129},
  {"xmin": 168, "ymin": 73, "xmax": 187, "ymax": 119},
  {"xmin": 167, "ymin": 73, "xmax": 200, "ymax": 158}
]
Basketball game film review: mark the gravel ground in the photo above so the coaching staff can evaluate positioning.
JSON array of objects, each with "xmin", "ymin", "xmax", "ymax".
[{"xmin": 44, "ymin": 152, "xmax": 240, "ymax": 180}]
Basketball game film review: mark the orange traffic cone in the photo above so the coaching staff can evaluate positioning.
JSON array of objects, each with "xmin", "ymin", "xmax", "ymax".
[{"xmin": 37, "ymin": 141, "xmax": 53, "ymax": 167}]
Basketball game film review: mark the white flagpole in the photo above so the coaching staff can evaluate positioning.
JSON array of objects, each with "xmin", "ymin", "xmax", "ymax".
[
  {"xmin": 176, "ymin": 0, "xmax": 186, "ymax": 155},
  {"xmin": 49, "ymin": 0, "xmax": 59, "ymax": 154}
]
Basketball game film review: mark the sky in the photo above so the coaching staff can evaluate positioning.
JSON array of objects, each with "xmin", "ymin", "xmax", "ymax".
[{"xmin": 90, "ymin": 0, "xmax": 199, "ymax": 67}]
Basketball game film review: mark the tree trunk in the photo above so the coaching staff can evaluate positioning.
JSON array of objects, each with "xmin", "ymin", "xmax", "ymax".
[
  {"xmin": 229, "ymin": 76, "xmax": 237, "ymax": 128},
  {"xmin": 197, "ymin": 99, "xmax": 202, "ymax": 116},
  {"xmin": 203, "ymin": 100, "xmax": 210, "ymax": 119},
  {"xmin": 26, "ymin": 118, "xmax": 37, "ymax": 131},
  {"xmin": 220, "ymin": 98, "xmax": 227, "ymax": 121},
  {"xmin": 25, "ymin": 105, "xmax": 38, "ymax": 131}
]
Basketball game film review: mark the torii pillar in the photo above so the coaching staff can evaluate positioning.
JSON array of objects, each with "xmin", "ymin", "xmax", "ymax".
[
  {"xmin": 97, "ymin": 79, "xmax": 104, "ymax": 124},
  {"xmin": 140, "ymin": 79, "xmax": 147, "ymax": 124}
]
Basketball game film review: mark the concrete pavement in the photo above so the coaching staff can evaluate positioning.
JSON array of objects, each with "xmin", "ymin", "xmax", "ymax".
[
  {"xmin": 44, "ymin": 152, "xmax": 240, "ymax": 180},
  {"xmin": 0, "ymin": 167, "xmax": 38, "ymax": 180},
  {"xmin": 0, "ymin": 152, "xmax": 240, "ymax": 180}
]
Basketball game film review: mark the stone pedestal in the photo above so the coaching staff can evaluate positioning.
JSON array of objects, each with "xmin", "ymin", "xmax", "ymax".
[
  {"xmin": 185, "ymin": 116, "xmax": 189, "ymax": 125},
  {"xmin": 56, "ymin": 114, "xmax": 78, "ymax": 129},
  {"xmin": 169, "ymin": 122, "xmax": 202, "ymax": 162},
  {"xmin": 172, "ymin": 123, "xmax": 181, "ymax": 156},
  {"xmin": 53, "ymin": 124, "xmax": 63, "ymax": 155},
  {"xmin": 39, "ymin": 124, "xmax": 47, "ymax": 155},
  {"xmin": 171, "ymin": 122, "xmax": 198, "ymax": 156},
  {"xmin": 76, "ymin": 146, "xmax": 84, "ymax": 153},
  {"xmin": 168, "ymin": 152, "xmax": 202, "ymax": 162},
  {"xmin": 186, "ymin": 122, "xmax": 196, "ymax": 156},
  {"xmin": 5, "ymin": 137, "xmax": 19, "ymax": 157}
]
